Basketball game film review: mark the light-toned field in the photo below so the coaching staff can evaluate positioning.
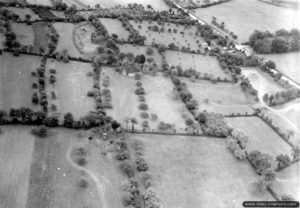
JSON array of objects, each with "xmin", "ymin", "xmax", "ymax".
[
  {"xmin": 4, "ymin": 7, "xmax": 40, "ymax": 21},
  {"xmin": 193, "ymin": 0, "xmax": 300, "ymax": 43},
  {"xmin": 102, "ymin": 67, "xmax": 141, "ymax": 128},
  {"xmin": 99, "ymin": 18, "xmax": 130, "ymax": 41},
  {"xmin": 11, "ymin": 23, "xmax": 35, "ymax": 46},
  {"xmin": 186, "ymin": 80, "xmax": 254, "ymax": 115},
  {"xmin": 276, "ymin": 101, "xmax": 300, "ymax": 130},
  {"xmin": 0, "ymin": 126, "xmax": 35, "ymax": 208},
  {"xmin": 118, "ymin": 44, "xmax": 162, "ymax": 69},
  {"xmin": 226, "ymin": 117, "xmax": 292, "ymax": 157},
  {"xmin": 26, "ymin": 129, "xmax": 101, "ymax": 208},
  {"xmin": 273, "ymin": 163, "xmax": 300, "ymax": 201},
  {"xmin": 259, "ymin": 52, "xmax": 300, "ymax": 85},
  {"xmin": 241, "ymin": 67, "xmax": 283, "ymax": 97},
  {"xmin": 0, "ymin": 52, "xmax": 42, "ymax": 111},
  {"xmin": 53, "ymin": 23, "xmax": 82, "ymax": 58},
  {"xmin": 50, "ymin": 10, "xmax": 66, "ymax": 19},
  {"xmin": 26, "ymin": 0, "xmax": 53, "ymax": 6},
  {"xmin": 129, "ymin": 134, "xmax": 273, "ymax": 208},
  {"xmin": 129, "ymin": 20, "xmax": 205, "ymax": 51},
  {"xmin": 142, "ymin": 74, "xmax": 196, "ymax": 132},
  {"xmin": 73, "ymin": 22, "xmax": 98, "ymax": 55},
  {"xmin": 46, "ymin": 59, "xmax": 95, "ymax": 120},
  {"xmin": 166, "ymin": 50, "xmax": 231, "ymax": 79}
]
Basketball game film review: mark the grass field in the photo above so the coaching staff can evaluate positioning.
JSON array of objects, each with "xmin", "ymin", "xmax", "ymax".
[
  {"xmin": 241, "ymin": 67, "xmax": 283, "ymax": 97},
  {"xmin": 0, "ymin": 52, "xmax": 42, "ymax": 111},
  {"xmin": 32, "ymin": 22, "xmax": 49, "ymax": 53},
  {"xmin": 166, "ymin": 51, "xmax": 231, "ymax": 80},
  {"xmin": 118, "ymin": 44, "xmax": 162, "ymax": 69},
  {"xmin": 99, "ymin": 18, "xmax": 130, "ymax": 41},
  {"xmin": 53, "ymin": 23, "xmax": 82, "ymax": 58},
  {"xmin": 142, "ymin": 74, "xmax": 197, "ymax": 132},
  {"xmin": 46, "ymin": 59, "xmax": 95, "ymax": 120},
  {"xmin": 11, "ymin": 23, "xmax": 35, "ymax": 46},
  {"xmin": 4, "ymin": 7, "xmax": 40, "ymax": 21},
  {"xmin": 102, "ymin": 67, "xmax": 141, "ymax": 129},
  {"xmin": 0, "ymin": 126, "xmax": 35, "ymax": 208},
  {"xmin": 129, "ymin": 20, "xmax": 205, "ymax": 51},
  {"xmin": 26, "ymin": 0, "xmax": 53, "ymax": 6},
  {"xmin": 129, "ymin": 134, "xmax": 273, "ymax": 208},
  {"xmin": 273, "ymin": 163, "xmax": 300, "ymax": 201},
  {"xmin": 276, "ymin": 102, "xmax": 300, "ymax": 130},
  {"xmin": 193, "ymin": 0, "xmax": 300, "ymax": 43},
  {"xmin": 26, "ymin": 129, "xmax": 101, "ymax": 208},
  {"xmin": 226, "ymin": 117, "xmax": 292, "ymax": 157},
  {"xmin": 73, "ymin": 22, "xmax": 98, "ymax": 55},
  {"xmin": 259, "ymin": 52, "xmax": 300, "ymax": 85},
  {"xmin": 186, "ymin": 80, "xmax": 254, "ymax": 115}
]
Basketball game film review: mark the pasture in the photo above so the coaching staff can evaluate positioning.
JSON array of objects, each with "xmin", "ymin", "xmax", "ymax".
[
  {"xmin": 129, "ymin": 134, "xmax": 273, "ymax": 208},
  {"xmin": 46, "ymin": 59, "xmax": 95, "ymax": 120},
  {"xmin": 27, "ymin": 129, "xmax": 101, "ymax": 208},
  {"xmin": 129, "ymin": 20, "xmax": 205, "ymax": 51},
  {"xmin": 11, "ymin": 23, "xmax": 35, "ymax": 46},
  {"xmin": 186, "ymin": 80, "xmax": 254, "ymax": 115},
  {"xmin": 74, "ymin": 22, "xmax": 98, "ymax": 55},
  {"xmin": 273, "ymin": 163, "xmax": 300, "ymax": 201},
  {"xmin": 118, "ymin": 44, "xmax": 162, "ymax": 69},
  {"xmin": 0, "ymin": 52, "xmax": 42, "ymax": 111},
  {"xmin": 53, "ymin": 22, "xmax": 82, "ymax": 58},
  {"xmin": 142, "ymin": 74, "xmax": 197, "ymax": 132},
  {"xmin": 99, "ymin": 18, "xmax": 130, "ymax": 41},
  {"xmin": 193, "ymin": 0, "xmax": 300, "ymax": 43},
  {"xmin": 32, "ymin": 22, "xmax": 49, "ymax": 53},
  {"xmin": 0, "ymin": 126, "xmax": 35, "ymax": 208},
  {"xmin": 276, "ymin": 101, "xmax": 300, "ymax": 130},
  {"xmin": 4, "ymin": 7, "xmax": 40, "ymax": 21},
  {"xmin": 166, "ymin": 50, "xmax": 231, "ymax": 80},
  {"xmin": 260, "ymin": 52, "xmax": 300, "ymax": 85},
  {"xmin": 226, "ymin": 117, "xmax": 292, "ymax": 157}
]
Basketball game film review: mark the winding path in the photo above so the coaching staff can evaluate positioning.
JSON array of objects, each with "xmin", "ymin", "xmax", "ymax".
[{"xmin": 66, "ymin": 143, "xmax": 106, "ymax": 208}]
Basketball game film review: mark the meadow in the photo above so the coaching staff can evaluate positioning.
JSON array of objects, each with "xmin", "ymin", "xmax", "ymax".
[
  {"xmin": 0, "ymin": 52, "xmax": 42, "ymax": 111},
  {"xmin": 32, "ymin": 22, "xmax": 49, "ymax": 53},
  {"xmin": 46, "ymin": 59, "xmax": 95, "ymax": 120},
  {"xmin": 11, "ymin": 23, "xmax": 35, "ymax": 46},
  {"xmin": 226, "ymin": 117, "xmax": 292, "ymax": 157},
  {"xmin": 129, "ymin": 134, "xmax": 273, "ymax": 208},
  {"xmin": 73, "ymin": 22, "xmax": 98, "ymax": 55},
  {"xmin": 129, "ymin": 20, "xmax": 205, "ymax": 51},
  {"xmin": 186, "ymin": 80, "xmax": 254, "ymax": 115},
  {"xmin": 166, "ymin": 50, "xmax": 231, "ymax": 80},
  {"xmin": 99, "ymin": 18, "xmax": 130, "ymax": 41},
  {"xmin": 4, "ymin": 7, "xmax": 40, "ymax": 21},
  {"xmin": 193, "ymin": 0, "xmax": 300, "ymax": 43}
]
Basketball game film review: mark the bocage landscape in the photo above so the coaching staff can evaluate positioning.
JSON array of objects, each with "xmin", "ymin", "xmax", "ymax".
[{"xmin": 0, "ymin": 0, "xmax": 299, "ymax": 208}]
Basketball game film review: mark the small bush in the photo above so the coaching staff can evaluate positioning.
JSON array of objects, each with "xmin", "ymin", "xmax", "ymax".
[
  {"xmin": 120, "ymin": 160, "xmax": 134, "ymax": 178},
  {"xmin": 136, "ymin": 156, "xmax": 149, "ymax": 172},
  {"xmin": 135, "ymin": 87, "xmax": 145, "ymax": 95},
  {"xmin": 76, "ymin": 158, "xmax": 87, "ymax": 166},
  {"xmin": 31, "ymin": 126, "xmax": 48, "ymax": 138},
  {"xmin": 50, "ymin": 104, "xmax": 57, "ymax": 111},
  {"xmin": 78, "ymin": 179, "xmax": 88, "ymax": 189},
  {"xmin": 50, "ymin": 69, "xmax": 56, "ymax": 74},
  {"xmin": 87, "ymin": 91, "xmax": 96, "ymax": 97},
  {"xmin": 138, "ymin": 95, "xmax": 145, "ymax": 102},
  {"xmin": 139, "ymin": 103, "xmax": 148, "ymax": 110},
  {"xmin": 140, "ymin": 112, "xmax": 149, "ymax": 119}
]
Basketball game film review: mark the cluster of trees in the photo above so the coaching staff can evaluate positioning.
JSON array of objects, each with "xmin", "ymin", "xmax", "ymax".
[
  {"xmin": 226, "ymin": 130, "xmax": 248, "ymax": 160},
  {"xmin": 48, "ymin": 24, "xmax": 59, "ymax": 54},
  {"xmin": 195, "ymin": 111, "xmax": 231, "ymax": 137},
  {"xmin": 219, "ymin": 52, "xmax": 260, "ymax": 68},
  {"xmin": 121, "ymin": 18, "xmax": 146, "ymax": 45},
  {"xmin": 249, "ymin": 29, "xmax": 300, "ymax": 54},
  {"xmin": 263, "ymin": 87, "xmax": 300, "ymax": 106},
  {"xmin": 171, "ymin": 76, "xmax": 198, "ymax": 112},
  {"xmin": 211, "ymin": 16, "xmax": 237, "ymax": 40},
  {"xmin": 158, "ymin": 121, "xmax": 175, "ymax": 132},
  {"xmin": 31, "ymin": 125, "xmax": 48, "ymax": 138},
  {"xmin": 248, "ymin": 150, "xmax": 275, "ymax": 174},
  {"xmin": 101, "ymin": 76, "xmax": 112, "ymax": 108}
]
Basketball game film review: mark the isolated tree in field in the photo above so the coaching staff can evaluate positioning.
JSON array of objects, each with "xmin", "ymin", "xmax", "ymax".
[
  {"xmin": 32, "ymin": 92, "xmax": 39, "ymax": 104},
  {"xmin": 276, "ymin": 154, "xmax": 291, "ymax": 169},
  {"xmin": 25, "ymin": 14, "xmax": 31, "ymax": 22},
  {"xmin": 64, "ymin": 113, "xmax": 74, "ymax": 128}
]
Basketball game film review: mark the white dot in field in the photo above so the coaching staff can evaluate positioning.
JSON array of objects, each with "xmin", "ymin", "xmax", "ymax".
[
  {"xmin": 57, "ymin": 167, "xmax": 60, "ymax": 170},
  {"xmin": 63, "ymin": 173, "xmax": 66, "ymax": 176}
]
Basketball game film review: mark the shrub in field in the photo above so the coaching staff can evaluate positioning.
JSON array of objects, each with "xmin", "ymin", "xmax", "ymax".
[
  {"xmin": 276, "ymin": 154, "xmax": 291, "ymax": 169},
  {"xmin": 136, "ymin": 156, "xmax": 149, "ymax": 172},
  {"xmin": 32, "ymin": 92, "xmax": 39, "ymax": 104},
  {"xmin": 146, "ymin": 47, "xmax": 154, "ymax": 55},
  {"xmin": 120, "ymin": 159, "xmax": 134, "ymax": 178},
  {"xmin": 51, "ymin": 91, "xmax": 56, "ymax": 99},
  {"xmin": 32, "ymin": 83, "xmax": 38, "ymax": 89},
  {"xmin": 135, "ymin": 87, "xmax": 145, "ymax": 95},
  {"xmin": 122, "ymin": 178, "xmax": 143, "ymax": 208},
  {"xmin": 140, "ymin": 112, "xmax": 149, "ymax": 119},
  {"xmin": 43, "ymin": 115, "xmax": 59, "ymax": 127},
  {"xmin": 142, "ymin": 120, "xmax": 149, "ymax": 129},
  {"xmin": 248, "ymin": 150, "xmax": 275, "ymax": 174},
  {"xmin": 139, "ymin": 103, "xmax": 148, "ymax": 110},
  {"xmin": 50, "ymin": 68, "xmax": 56, "ymax": 74},
  {"xmin": 158, "ymin": 122, "xmax": 173, "ymax": 131},
  {"xmin": 63, "ymin": 112, "xmax": 74, "ymax": 128},
  {"xmin": 87, "ymin": 90, "xmax": 96, "ymax": 97},
  {"xmin": 144, "ymin": 187, "xmax": 161, "ymax": 208},
  {"xmin": 78, "ymin": 179, "xmax": 88, "ymax": 189},
  {"xmin": 136, "ymin": 81, "xmax": 142, "ymax": 87},
  {"xmin": 116, "ymin": 149, "xmax": 130, "ymax": 161},
  {"xmin": 31, "ymin": 125, "xmax": 48, "ymax": 138},
  {"xmin": 49, "ymin": 75, "xmax": 56, "ymax": 84},
  {"xmin": 76, "ymin": 157, "xmax": 87, "ymax": 166},
  {"xmin": 138, "ymin": 95, "xmax": 145, "ymax": 102}
]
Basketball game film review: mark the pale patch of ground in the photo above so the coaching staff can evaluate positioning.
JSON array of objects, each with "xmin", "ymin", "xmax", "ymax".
[
  {"xmin": 276, "ymin": 102, "xmax": 300, "ymax": 130},
  {"xmin": 46, "ymin": 59, "xmax": 95, "ymax": 120},
  {"xmin": 259, "ymin": 52, "xmax": 300, "ymax": 85},
  {"xmin": 129, "ymin": 134, "xmax": 273, "ymax": 208},
  {"xmin": 186, "ymin": 80, "xmax": 254, "ymax": 115},
  {"xmin": 53, "ymin": 22, "xmax": 82, "ymax": 58},
  {"xmin": 193, "ymin": 0, "xmax": 300, "ymax": 43},
  {"xmin": 226, "ymin": 117, "xmax": 292, "ymax": 157},
  {"xmin": 166, "ymin": 50, "xmax": 231, "ymax": 80},
  {"xmin": 129, "ymin": 20, "xmax": 205, "ymax": 51},
  {"xmin": 11, "ymin": 23, "xmax": 35, "ymax": 46},
  {"xmin": 74, "ymin": 22, "xmax": 98, "ymax": 54},
  {"xmin": 0, "ymin": 126, "xmax": 35, "ymax": 208},
  {"xmin": 99, "ymin": 18, "xmax": 130, "ymax": 41},
  {"xmin": 273, "ymin": 163, "xmax": 300, "ymax": 201},
  {"xmin": 0, "ymin": 52, "xmax": 42, "ymax": 111}
]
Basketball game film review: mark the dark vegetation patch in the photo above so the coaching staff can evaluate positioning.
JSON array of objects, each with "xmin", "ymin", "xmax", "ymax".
[
  {"xmin": 32, "ymin": 22, "xmax": 49, "ymax": 53},
  {"xmin": 32, "ymin": 7, "xmax": 56, "ymax": 20}
]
